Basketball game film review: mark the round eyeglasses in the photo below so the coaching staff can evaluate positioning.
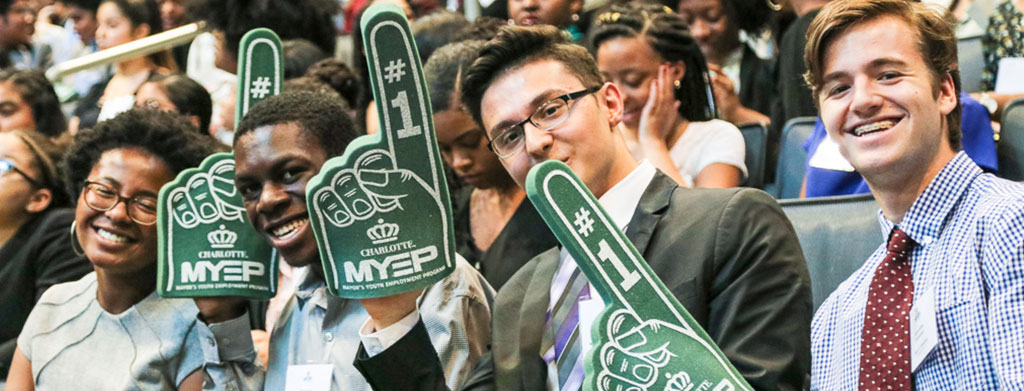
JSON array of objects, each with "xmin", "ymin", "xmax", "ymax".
[{"xmin": 82, "ymin": 180, "xmax": 159, "ymax": 225}]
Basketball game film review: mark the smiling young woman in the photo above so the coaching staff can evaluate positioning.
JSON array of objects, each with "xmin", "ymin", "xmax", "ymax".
[{"xmin": 5, "ymin": 109, "xmax": 215, "ymax": 391}]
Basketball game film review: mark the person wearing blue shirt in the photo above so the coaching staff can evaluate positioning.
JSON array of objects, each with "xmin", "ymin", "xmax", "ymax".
[
  {"xmin": 804, "ymin": 0, "xmax": 1024, "ymax": 389},
  {"xmin": 802, "ymin": 92, "xmax": 998, "ymax": 198}
]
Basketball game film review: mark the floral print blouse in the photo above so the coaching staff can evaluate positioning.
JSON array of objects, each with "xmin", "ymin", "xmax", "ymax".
[{"xmin": 982, "ymin": 0, "xmax": 1024, "ymax": 91}]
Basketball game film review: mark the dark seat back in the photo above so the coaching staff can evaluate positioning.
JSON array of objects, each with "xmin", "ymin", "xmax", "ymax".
[
  {"xmin": 779, "ymin": 194, "xmax": 882, "ymax": 311},
  {"xmin": 739, "ymin": 122, "xmax": 768, "ymax": 188}
]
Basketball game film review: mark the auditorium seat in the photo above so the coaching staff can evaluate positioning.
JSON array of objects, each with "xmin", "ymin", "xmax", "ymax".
[
  {"xmin": 739, "ymin": 122, "xmax": 767, "ymax": 189},
  {"xmin": 769, "ymin": 117, "xmax": 816, "ymax": 199},
  {"xmin": 779, "ymin": 194, "xmax": 881, "ymax": 311},
  {"xmin": 998, "ymin": 98, "xmax": 1024, "ymax": 181}
]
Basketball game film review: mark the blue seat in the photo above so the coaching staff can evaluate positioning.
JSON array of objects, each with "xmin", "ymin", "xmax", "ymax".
[
  {"xmin": 998, "ymin": 98, "xmax": 1024, "ymax": 181},
  {"xmin": 779, "ymin": 194, "xmax": 882, "ymax": 311},
  {"xmin": 770, "ymin": 117, "xmax": 817, "ymax": 199},
  {"xmin": 739, "ymin": 122, "xmax": 767, "ymax": 189}
]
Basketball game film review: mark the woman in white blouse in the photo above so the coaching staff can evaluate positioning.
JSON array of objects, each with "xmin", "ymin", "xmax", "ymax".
[{"xmin": 592, "ymin": 2, "xmax": 747, "ymax": 188}]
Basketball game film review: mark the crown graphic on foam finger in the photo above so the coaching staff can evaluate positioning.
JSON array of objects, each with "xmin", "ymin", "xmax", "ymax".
[
  {"xmin": 208, "ymin": 225, "xmax": 238, "ymax": 248},
  {"xmin": 366, "ymin": 219, "xmax": 399, "ymax": 244}
]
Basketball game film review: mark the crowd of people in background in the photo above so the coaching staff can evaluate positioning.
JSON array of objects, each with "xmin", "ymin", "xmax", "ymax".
[{"xmin": 0, "ymin": 0, "xmax": 1021, "ymax": 389}]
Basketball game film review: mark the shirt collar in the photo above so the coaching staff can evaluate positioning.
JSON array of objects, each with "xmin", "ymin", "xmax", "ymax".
[
  {"xmin": 293, "ymin": 265, "xmax": 331, "ymax": 310},
  {"xmin": 879, "ymin": 152, "xmax": 982, "ymax": 245},
  {"xmin": 598, "ymin": 160, "xmax": 657, "ymax": 229}
]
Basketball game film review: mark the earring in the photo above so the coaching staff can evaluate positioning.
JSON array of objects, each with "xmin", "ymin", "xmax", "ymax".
[
  {"xmin": 571, "ymin": 13, "xmax": 580, "ymax": 22},
  {"xmin": 70, "ymin": 221, "xmax": 85, "ymax": 257},
  {"xmin": 674, "ymin": 79, "xmax": 681, "ymax": 89},
  {"xmin": 507, "ymin": 18, "xmax": 515, "ymax": 25},
  {"xmin": 765, "ymin": 0, "xmax": 782, "ymax": 11}
]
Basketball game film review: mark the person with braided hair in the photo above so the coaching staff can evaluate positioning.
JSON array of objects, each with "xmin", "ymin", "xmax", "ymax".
[{"xmin": 591, "ymin": 2, "xmax": 746, "ymax": 188}]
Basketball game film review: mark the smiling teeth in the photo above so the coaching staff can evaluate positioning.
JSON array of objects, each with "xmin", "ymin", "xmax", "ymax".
[
  {"xmin": 97, "ymin": 228, "xmax": 129, "ymax": 243},
  {"xmin": 272, "ymin": 218, "xmax": 308, "ymax": 238},
  {"xmin": 853, "ymin": 120, "xmax": 895, "ymax": 136}
]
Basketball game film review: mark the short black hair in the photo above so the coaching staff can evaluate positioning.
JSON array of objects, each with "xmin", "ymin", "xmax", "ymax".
[
  {"xmin": 62, "ymin": 109, "xmax": 216, "ymax": 199},
  {"xmin": 186, "ymin": 0, "xmax": 337, "ymax": 61},
  {"xmin": 411, "ymin": 10, "xmax": 470, "ymax": 63},
  {"xmin": 144, "ymin": 74, "xmax": 213, "ymax": 134},
  {"xmin": 234, "ymin": 91, "xmax": 359, "ymax": 158},
  {"xmin": 60, "ymin": 0, "xmax": 102, "ymax": 12},
  {"xmin": 452, "ymin": 16, "xmax": 504, "ymax": 42},
  {"xmin": 424, "ymin": 40, "xmax": 484, "ymax": 114},
  {"xmin": 460, "ymin": 25, "xmax": 603, "ymax": 127},
  {"xmin": 0, "ymin": 69, "xmax": 68, "ymax": 137},
  {"xmin": 283, "ymin": 39, "xmax": 328, "ymax": 80},
  {"xmin": 590, "ymin": 2, "xmax": 716, "ymax": 121}
]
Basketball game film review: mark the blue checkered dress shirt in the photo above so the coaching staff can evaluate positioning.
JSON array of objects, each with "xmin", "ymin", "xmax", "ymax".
[{"xmin": 811, "ymin": 152, "xmax": 1024, "ymax": 390}]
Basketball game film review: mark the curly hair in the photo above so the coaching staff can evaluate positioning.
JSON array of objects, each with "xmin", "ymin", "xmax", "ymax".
[
  {"xmin": 234, "ymin": 91, "xmax": 359, "ymax": 158},
  {"xmin": 460, "ymin": 25, "xmax": 603, "ymax": 128},
  {"xmin": 303, "ymin": 58, "xmax": 361, "ymax": 109},
  {"xmin": 62, "ymin": 109, "xmax": 216, "ymax": 199},
  {"xmin": 424, "ymin": 40, "xmax": 485, "ymax": 114},
  {"xmin": 590, "ymin": 2, "xmax": 716, "ymax": 121},
  {"xmin": 186, "ymin": 0, "xmax": 337, "ymax": 61},
  {"xmin": 0, "ymin": 69, "xmax": 67, "ymax": 137}
]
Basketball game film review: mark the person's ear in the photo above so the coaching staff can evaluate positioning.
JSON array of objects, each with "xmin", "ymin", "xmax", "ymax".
[
  {"xmin": 600, "ymin": 82, "xmax": 624, "ymax": 128},
  {"xmin": 937, "ymin": 71, "xmax": 957, "ymax": 116},
  {"xmin": 24, "ymin": 188, "xmax": 52, "ymax": 213},
  {"xmin": 131, "ymin": 23, "xmax": 150, "ymax": 40},
  {"xmin": 668, "ymin": 61, "xmax": 686, "ymax": 86}
]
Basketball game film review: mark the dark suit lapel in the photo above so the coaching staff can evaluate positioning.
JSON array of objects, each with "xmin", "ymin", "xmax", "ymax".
[
  {"xmin": 625, "ymin": 171, "xmax": 676, "ymax": 254},
  {"xmin": 517, "ymin": 247, "xmax": 560, "ymax": 390}
]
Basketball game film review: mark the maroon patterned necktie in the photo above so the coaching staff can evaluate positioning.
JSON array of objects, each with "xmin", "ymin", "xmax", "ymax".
[{"xmin": 859, "ymin": 227, "xmax": 916, "ymax": 390}]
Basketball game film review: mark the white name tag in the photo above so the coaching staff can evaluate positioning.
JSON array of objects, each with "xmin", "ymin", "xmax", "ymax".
[
  {"xmin": 808, "ymin": 135, "xmax": 856, "ymax": 172},
  {"xmin": 285, "ymin": 364, "xmax": 333, "ymax": 391},
  {"xmin": 910, "ymin": 288, "xmax": 938, "ymax": 372}
]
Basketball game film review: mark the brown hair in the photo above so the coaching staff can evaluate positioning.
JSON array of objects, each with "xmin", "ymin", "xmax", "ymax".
[
  {"xmin": 460, "ymin": 25, "xmax": 604, "ymax": 129},
  {"xmin": 11, "ymin": 130, "xmax": 72, "ymax": 208},
  {"xmin": 803, "ymin": 0, "xmax": 962, "ymax": 150}
]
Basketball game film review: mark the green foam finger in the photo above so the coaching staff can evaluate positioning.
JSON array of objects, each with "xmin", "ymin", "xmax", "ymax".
[
  {"xmin": 158, "ymin": 153, "xmax": 278, "ymax": 299},
  {"xmin": 235, "ymin": 28, "xmax": 283, "ymax": 124},
  {"xmin": 304, "ymin": 3, "xmax": 454, "ymax": 298},
  {"xmin": 525, "ymin": 161, "xmax": 752, "ymax": 391},
  {"xmin": 362, "ymin": 3, "xmax": 443, "ymax": 194}
]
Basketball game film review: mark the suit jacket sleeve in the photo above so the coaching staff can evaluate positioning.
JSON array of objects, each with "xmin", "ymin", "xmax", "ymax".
[
  {"xmin": 354, "ymin": 318, "xmax": 496, "ymax": 391},
  {"xmin": 709, "ymin": 189, "xmax": 812, "ymax": 391}
]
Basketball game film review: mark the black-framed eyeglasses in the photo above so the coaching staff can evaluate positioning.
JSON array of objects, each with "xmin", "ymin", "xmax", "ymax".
[
  {"xmin": 487, "ymin": 86, "xmax": 603, "ymax": 159},
  {"xmin": 82, "ymin": 180, "xmax": 159, "ymax": 225},
  {"xmin": 0, "ymin": 158, "xmax": 42, "ymax": 187}
]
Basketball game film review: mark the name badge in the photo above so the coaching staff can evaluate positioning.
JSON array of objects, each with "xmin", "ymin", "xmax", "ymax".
[
  {"xmin": 285, "ymin": 364, "xmax": 333, "ymax": 391},
  {"xmin": 808, "ymin": 136, "xmax": 856, "ymax": 172},
  {"xmin": 910, "ymin": 288, "xmax": 938, "ymax": 372}
]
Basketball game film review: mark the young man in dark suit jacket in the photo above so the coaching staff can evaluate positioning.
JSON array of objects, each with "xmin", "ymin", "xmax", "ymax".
[{"xmin": 353, "ymin": 25, "xmax": 812, "ymax": 391}]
